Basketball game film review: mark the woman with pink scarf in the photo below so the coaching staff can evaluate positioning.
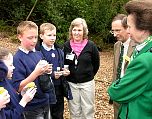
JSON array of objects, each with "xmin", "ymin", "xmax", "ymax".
[{"xmin": 63, "ymin": 18, "xmax": 100, "ymax": 119}]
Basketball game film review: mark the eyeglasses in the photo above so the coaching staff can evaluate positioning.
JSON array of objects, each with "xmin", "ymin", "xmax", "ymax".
[{"xmin": 110, "ymin": 29, "xmax": 121, "ymax": 35}]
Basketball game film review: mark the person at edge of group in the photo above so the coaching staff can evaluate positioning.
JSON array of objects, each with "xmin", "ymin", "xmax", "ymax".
[
  {"xmin": 109, "ymin": 14, "xmax": 136, "ymax": 119},
  {"xmin": 63, "ymin": 18, "xmax": 100, "ymax": 119},
  {"xmin": 0, "ymin": 48, "xmax": 37, "ymax": 119},
  {"xmin": 37, "ymin": 23, "xmax": 71, "ymax": 119},
  {"xmin": 108, "ymin": 0, "xmax": 152, "ymax": 119},
  {"xmin": 12, "ymin": 21, "xmax": 52, "ymax": 119}
]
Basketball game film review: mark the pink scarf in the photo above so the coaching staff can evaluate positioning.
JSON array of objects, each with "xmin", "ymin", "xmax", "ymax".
[{"xmin": 70, "ymin": 39, "xmax": 88, "ymax": 57}]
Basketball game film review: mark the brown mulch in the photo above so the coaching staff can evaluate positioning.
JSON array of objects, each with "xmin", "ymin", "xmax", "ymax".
[{"xmin": 0, "ymin": 38, "xmax": 114, "ymax": 119}]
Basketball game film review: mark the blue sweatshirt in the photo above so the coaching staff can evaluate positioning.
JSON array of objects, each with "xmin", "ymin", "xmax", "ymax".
[
  {"xmin": 0, "ymin": 110, "xmax": 6, "ymax": 119},
  {"xmin": 37, "ymin": 44, "xmax": 73, "ymax": 100},
  {"xmin": 12, "ymin": 50, "xmax": 49, "ymax": 111},
  {"xmin": 0, "ymin": 60, "xmax": 24, "ymax": 119},
  {"xmin": 40, "ymin": 46, "xmax": 64, "ymax": 86},
  {"xmin": 40, "ymin": 45, "xmax": 65, "ymax": 103}
]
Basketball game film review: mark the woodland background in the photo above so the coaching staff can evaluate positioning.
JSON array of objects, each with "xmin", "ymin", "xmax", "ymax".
[
  {"xmin": 0, "ymin": 0, "xmax": 129, "ymax": 50},
  {"xmin": 0, "ymin": 1, "xmax": 130, "ymax": 118}
]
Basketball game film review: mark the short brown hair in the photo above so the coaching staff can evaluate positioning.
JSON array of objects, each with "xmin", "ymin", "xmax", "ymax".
[
  {"xmin": 17, "ymin": 21, "xmax": 38, "ymax": 35},
  {"xmin": 69, "ymin": 18, "xmax": 88, "ymax": 39},
  {"xmin": 39, "ymin": 23, "xmax": 56, "ymax": 34},
  {"xmin": 112, "ymin": 14, "xmax": 128, "ymax": 29},
  {"xmin": 125, "ymin": 0, "xmax": 152, "ymax": 34}
]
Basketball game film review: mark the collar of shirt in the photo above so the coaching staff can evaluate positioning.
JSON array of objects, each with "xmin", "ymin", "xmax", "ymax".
[
  {"xmin": 122, "ymin": 37, "xmax": 131, "ymax": 48},
  {"xmin": 135, "ymin": 42, "xmax": 146, "ymax": 53},
  {"xmin": 19, "ymin": 46, "xmax": 36, "ymax": 54},
  {"xmin": 135, "ymin": 35, "xmax": 152, "ymax": 52},
  {"xmin": 42, "ymin": 42, "xmax": 55, "ymax": 51}
]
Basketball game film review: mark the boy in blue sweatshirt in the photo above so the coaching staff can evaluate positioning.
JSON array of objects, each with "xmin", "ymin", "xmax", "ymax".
[
  {"xmin": 38, "ymin": 23, "xmax": 70, "ymax": 119},
  {"xmin": 12, "ymin": 21, "xmax": 51, "ymax": 119},
  {"xmin": 0, "ymin": 48, "xmax": 36, "ymax": 119}
]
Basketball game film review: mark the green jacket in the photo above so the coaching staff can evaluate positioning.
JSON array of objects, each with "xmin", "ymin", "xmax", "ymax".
[{"xmin": 108, "ymin": 41, "xmax": 152, "ymax": 119}]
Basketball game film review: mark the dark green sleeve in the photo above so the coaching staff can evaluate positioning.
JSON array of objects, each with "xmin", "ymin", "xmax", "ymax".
[{"xmin": 108, "ymin": 53, "xmax": 152, "ymax": 103}]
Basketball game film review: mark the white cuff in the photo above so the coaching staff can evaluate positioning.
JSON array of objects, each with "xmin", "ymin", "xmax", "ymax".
[{"xmin": 19, "ymin": 99, "xmax": 27, "ymax": 107}]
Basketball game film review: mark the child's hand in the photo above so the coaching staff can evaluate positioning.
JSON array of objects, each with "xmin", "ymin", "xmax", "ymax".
[
  {"xmin": 19, "ymin": 87, "xmax": 37, "ymax": 107},
  {"xmin": 62, "ymin": 68, "xmax": 70, "ymax": 76},
  {"xmin": 45, "ymin": 64, "xmax": 53, "ymax": 74},
  {"xmin": 34, "ymin": 60, "xmax": 48, "ymax": 76},
  {"xmin": 0, "ymin": 91, "xmax": 10, "ymax": 109},
  {"xmin": 21, "ymin": 82, "xmax": 36, "ymax": 96},
  {"xmin": 54, "ymin": 71, "xmax": 62, "ymax": 79}
]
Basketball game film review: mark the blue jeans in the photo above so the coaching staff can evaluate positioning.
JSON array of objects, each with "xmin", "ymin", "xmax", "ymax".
[{"xmin": 24, "ymin": 104, "xmax": 50, "ymax": 119}]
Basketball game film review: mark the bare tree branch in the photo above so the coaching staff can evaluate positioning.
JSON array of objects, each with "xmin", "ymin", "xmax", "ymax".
[{"xmin": 26, "ymin": 0, "xmax": 38, "ymax": 21}]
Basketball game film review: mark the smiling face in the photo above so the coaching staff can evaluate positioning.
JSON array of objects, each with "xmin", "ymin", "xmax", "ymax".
[
  {"xmin": 72, "ymin": 24, "xmax": 84, "ymax": 42},
  {"xmin": 18, "ymin": 28, "xmax": 38, "ymax": 51},
  {"xmin": 111, "ymin": 20, "xmax": 129, "ymax": 43},
  {"xmin": 3, "ymin": 53, "xmax": 15, "ymax": 79},
  {"xmin": 40, "ymin": 29, "xmax": 56, "ymax": 48}
]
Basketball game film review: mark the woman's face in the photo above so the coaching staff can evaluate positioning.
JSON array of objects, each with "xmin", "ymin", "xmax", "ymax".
[
  {"xmin": 127, "ymin": 14, "xmax": 145, "ymax": 43},
  {"xmin": 72, "ymin": 24, "xmax": 84, "ymax": 42}
]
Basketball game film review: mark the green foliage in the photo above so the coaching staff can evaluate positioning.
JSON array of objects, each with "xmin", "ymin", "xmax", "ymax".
[
  {"xmin": 0, "ymin": 20, "xmax": 16, "ymax": 37},
  {"xmin": 0, "ymin": 0, "xmax": 129, "ymax": 49}
]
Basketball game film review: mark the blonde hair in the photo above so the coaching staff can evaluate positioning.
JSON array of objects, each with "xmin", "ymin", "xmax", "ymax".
[
  {"xmin": 69, "ymin": 18, "xmax": 88, "ymax": 39},
  {"xmin": 39, "ymin": 23, "xmax": 56, "ymax": 34},
  {"xmin": 17, "ymin": 21, "xmax": 38, "ymax": 35}
]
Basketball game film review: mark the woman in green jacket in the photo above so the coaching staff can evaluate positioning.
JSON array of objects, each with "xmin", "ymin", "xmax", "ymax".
[{"xmin": 108, "ymin": 1, "xmax": 152, "ymax": 119}]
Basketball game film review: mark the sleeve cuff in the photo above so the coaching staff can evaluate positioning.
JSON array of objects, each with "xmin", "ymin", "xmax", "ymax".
[{"xmin": 19, "ymin": 99, "xmax": 27, "ymax": 107}]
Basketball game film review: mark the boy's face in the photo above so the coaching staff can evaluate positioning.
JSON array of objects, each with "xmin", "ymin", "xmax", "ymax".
[
  {"xmin": 3, "ymin": 53, "xmax": 15, "ymax": 79},
  {"xmin": 18, "ymin": 28, "xmax": 38, "ymax": 51},
  {"xmin": 40, "ymin": 29, "xmax": 56, "ymax": 48}
]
